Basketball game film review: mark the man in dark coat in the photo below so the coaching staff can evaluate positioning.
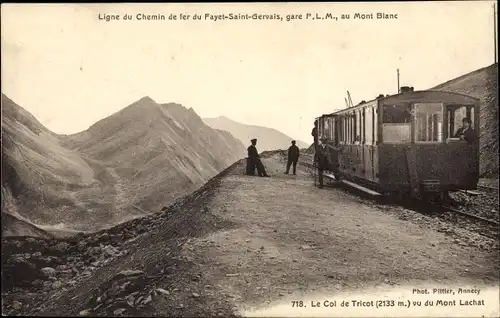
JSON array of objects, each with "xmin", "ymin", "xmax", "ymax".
[
  {"xmin": 246, "ymin": 141, "xmax": 256, "ymax": 175},
  {"xmin": 454, "ymin": 117, "xmax": 476, "ymax": 144},
  {"xmin": 247, "ymin": 139, "xmax": 270, "ymax": 177},
  {"xmin": 315, "ymin": 136, "xmax": 329, "ymax": 188},
  {"xmin": 315, "ymin": 135, "xmax": 341, "ymax": 188},
  {"xmin": 285, "ymin": 140, "xmax": 300, "ymax": 175}
]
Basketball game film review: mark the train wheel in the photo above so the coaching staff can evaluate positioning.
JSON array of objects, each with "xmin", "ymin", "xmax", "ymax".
[
  {"xmin": 437, "ymin": 191, "xmax": 450, "ymax": 204},
  {"xmin": 422, "ymin": 192, "xmax": 447, "ymax": 204},
  {"xmin": 377, "ymin": 191, "xmax": 397, "ymax": 205},
  {"xmin": 395, "ymin": 191, "xmax": 411, "ymax": 202}
]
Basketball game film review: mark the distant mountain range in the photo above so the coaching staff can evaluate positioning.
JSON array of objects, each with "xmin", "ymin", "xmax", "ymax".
[
  {"xmin": 1, "ymin": 94, "xmax": 245, "ymax": 237},
  {"xmin": 203, "ymin": 116, "xmax": 309, "ymax": 152}
]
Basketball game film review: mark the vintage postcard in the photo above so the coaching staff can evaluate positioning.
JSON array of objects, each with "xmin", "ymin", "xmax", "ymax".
[{"xmin": 1, "ymin": 1, "xmax": 498, "ymax": 317}]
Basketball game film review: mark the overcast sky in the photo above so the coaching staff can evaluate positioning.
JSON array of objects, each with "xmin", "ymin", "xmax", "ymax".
[{"xmin": 1, "ymin": 2, "xmax": 496, "ymax": 143}]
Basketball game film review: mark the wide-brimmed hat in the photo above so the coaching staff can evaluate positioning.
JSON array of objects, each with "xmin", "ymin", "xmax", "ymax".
[{"xmin": 251, "ymin": 138, "xmax": 257, "ymax": 142}]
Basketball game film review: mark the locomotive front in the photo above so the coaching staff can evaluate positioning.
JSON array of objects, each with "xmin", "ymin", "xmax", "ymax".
[{"xmin": 377, "ymin": 90, "xmax": 480, "ymax": 198}]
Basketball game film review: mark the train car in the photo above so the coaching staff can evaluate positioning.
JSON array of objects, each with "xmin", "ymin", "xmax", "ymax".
[{"xmin": 314, "ymin": 86, "xmax": 480, "ymax": 200}]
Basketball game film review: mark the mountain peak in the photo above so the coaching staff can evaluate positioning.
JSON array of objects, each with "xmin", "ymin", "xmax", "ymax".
[
  {"xmin": 133, "ymin": 96, "xmax": 158, "ymax": 107},
  {"xmin": 119, "ymin": 96, "xmax": 159, "ymax": 114},
  {"xmin": 139, "ymin": 96, "xmax": 155, "ymax": 103},
  {"xmin": 204, "ymin": 115, "xmax": 233, "ymax": 122}
]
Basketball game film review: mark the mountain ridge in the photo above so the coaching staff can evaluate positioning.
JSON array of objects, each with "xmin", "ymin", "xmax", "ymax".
[
  {"xmin": 203, "ymin": 116, "xmax": 309, "ymax": 151},
  {"xmin": 1, "ymin": 94, "xmax": 246, "ymax": 237}
]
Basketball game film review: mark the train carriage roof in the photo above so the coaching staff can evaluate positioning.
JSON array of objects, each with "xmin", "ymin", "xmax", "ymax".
[{"xmin": 322, "ymin": 90, "xmax": 480, "ymax": 118}]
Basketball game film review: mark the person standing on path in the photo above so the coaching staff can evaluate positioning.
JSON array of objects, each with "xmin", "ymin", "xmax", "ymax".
[
  {"xmin": 247, "ymin": 138, "xmax": 270, "ymax": 177},
  {"xmin": 315, "ymin": 136, "xmax": 329, "ymax": 188},
  {"xmin": 285, "ymin": 140, "xmax": 300, "ymax": 175},
  {"xmin": 315, "ymin": 135, "xmax": 341, "ymax": 188}
]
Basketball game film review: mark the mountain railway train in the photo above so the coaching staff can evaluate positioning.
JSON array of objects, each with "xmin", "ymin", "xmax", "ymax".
[{"xmin": 314, "ymin": 86, "xmax": 480, "ymax": 201}]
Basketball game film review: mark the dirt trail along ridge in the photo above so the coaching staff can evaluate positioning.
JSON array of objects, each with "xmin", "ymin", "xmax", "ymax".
[{"xmin": 2, "ymin": 152, "xmax": 499, "ymax": 317}]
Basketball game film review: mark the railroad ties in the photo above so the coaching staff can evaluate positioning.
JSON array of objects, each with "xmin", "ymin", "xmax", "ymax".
[{"xmin": 459, "ymin": 189, "xmax": 482, "ymax": 196}]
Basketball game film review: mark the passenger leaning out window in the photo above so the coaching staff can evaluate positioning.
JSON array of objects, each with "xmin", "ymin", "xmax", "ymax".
[{"xmin": 454, "ymin": 118, "xmax": 476, "ymax": 143}]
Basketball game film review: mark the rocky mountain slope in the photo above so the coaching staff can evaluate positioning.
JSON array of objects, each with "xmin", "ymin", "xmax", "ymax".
[
  {"xmin": 1, "ymin": 94, "xmax": 246, "ymax": 237},
  {"xmin": 0, "ymin": 152, "xmax": 276, "ymax": 317},
  {"xmin": 203, "ymin": 116, "xmax": 309, "ymax": 151},
  {"xmin": 432, "ymin": 63, "xmax": 498, "ymax": 178}
]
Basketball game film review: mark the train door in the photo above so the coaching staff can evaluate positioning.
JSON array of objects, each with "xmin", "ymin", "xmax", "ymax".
[
  {"xmin": 317, "ymin": 117, "xmax": 324, "ymax": 140},
  {"xmin": 336, "ymin": 114, "xmax": 347, "ymax": 174},
  {"xmin": 373, "ymin": 104, "xmax": 379, "ymax": 182},
  {"xmin": 363, "ymin": 106, "xmax": 374, "ymax": 182},
  {"xmin": 356, "ymin": 109, "xmax": 363, "ymax": 179},
  {"xmin": 444, "ymin": 103, "xmax": 479, "ymax": 187},
  {"xmin": 361, "ymin": 108, "xmax": 367, "ymax": 179}
]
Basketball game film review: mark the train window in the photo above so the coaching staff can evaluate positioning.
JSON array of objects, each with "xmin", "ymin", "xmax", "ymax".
[
  {"xmin": 354, "ymin": 111, "xmax": 361, "ymax": 144},
  {"xmin": 343, "ymin": 116, "xmax": 347, "ymax": 143},
  {"xmin": 414, "ymin": 103, "xmax": 443, "ymax": 143},
  {"xmin": 318, "ymin": 118, "xmax": 324, "ymax": 138},
  {"xmin": 360, "ymin": 110, "xmax": 363, "ymax": 143},
  {"xmin": 361, "ymin": 109, "xmax": 365, "ymax": 144},
  {"xmin": 324, "ymin": 119, "xmax": 329, "ymax": 139},
  {"xmin": 365, "ymin": 107, "xmax": 373, "ymax": 145},
  {"xmin": 341, "ymin": 117, "xmax": 345, "ymax": 143},
  {"xmin": 329, "ymin": 117, "xmax": 335, "ymax": 140},
  {"xmin": 331, "ymin": 117, "xmax": 336, "ymax": 141},
  {"xmin": 381, "ymin": 103, "xmax": 411, "ymax": 143},
  {"xmin": 447, "ymin": 105, "xmax": 475, "ymax": 139},
  {"xmin": 322, "ymin": 116, "xmax": 335, "ymax": 141},
  {"xmin": 373, "ymin": 106, "xmax": 378, "ymax": 144},
  {"xmin": 347, "ymin": 115, "xmax": 351, "ymax": 144},
  {"xmin": 382, "ymin": 104, "xmax": 412, "ymax": 123},
  {"xmin": 353, "ymin": 112, "xmax": 358, "ymax": 143},
  {"xmin": 352, "ymin": 114, "xmax": 355, "ymax": 143},
  {"xmin": 346, "ymin": 115, "xmax": 350, "ymax": 144},
  {"xmin": 345, "ymin": 116, "xmax": 348, "ymax": 143},
  {"xmin": 340, "ymin": 117, "xmax": 344, "ymax": 144}
]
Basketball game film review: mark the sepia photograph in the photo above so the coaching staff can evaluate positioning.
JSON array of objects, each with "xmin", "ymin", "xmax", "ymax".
[{"xmin": 1, "ymin": 1, "xmax": 499, "ymax": 317}]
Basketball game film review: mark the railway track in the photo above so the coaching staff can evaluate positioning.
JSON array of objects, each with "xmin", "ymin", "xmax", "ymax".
[
  {"xmin": 296, "ymin": 153, "xmax": 499, "ymax": 239},
  {"xmin": 477, "ymin": 184, "xmax": 499, "ymax": 192},
  {"xmin": 440, "ymin": 204, "xmax": 499, "ymax": 226},
  {"xmin": 435, "ymin": 204, "xmax": 499, "ymax": 240}
]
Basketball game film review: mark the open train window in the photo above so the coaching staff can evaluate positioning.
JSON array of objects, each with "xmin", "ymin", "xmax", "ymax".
[
  {"xmin": 382, "ymin": 104, "xmax": 411, "ymax": 143},
  {"xmin": 414, "ymin": 103, "xmax": 443, "ymax": 143},
  {"xmin": 345, "ymin": 116, "xmax": 348, "ymax": 144},
  {"xmin": 342, "ymin": 116, "xmax": 347, "ymax": 144},
  {"xmin": 353, "ymin": 112, "xmax": 358, "ymax": 144},
  {"xmin": 446, "ymin": 105, "xmax": 475, "ymax": 140},
  {"xmin": 364, "ymin": 107, "xmax": 373, "ymax": 145},
  {"xmin": 382, "ymin": 104, "xmax": 412, "ymax": 123},
  {"xmin": 322, "ymin": 116, "xmax": 335, "ymax": 141},
  {"xmin": 340, "ymin": 117, "xmax": 345, "ymax": 144},
  {"xmin": 354, "ymin": 111, "xmax": 360, "ymax": 144},
  {"xmin": 347, "ymin": 115, "xmax": 352, "ymax": 144}
]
